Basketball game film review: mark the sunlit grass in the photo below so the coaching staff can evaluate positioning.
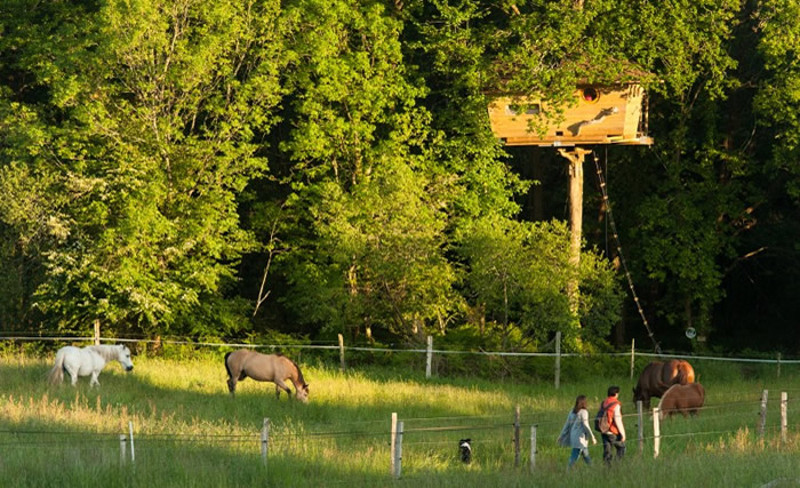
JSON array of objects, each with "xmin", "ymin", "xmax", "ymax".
[{"xmin": 1, "ymin": 351, "xmax": 800, "ymax": 487}]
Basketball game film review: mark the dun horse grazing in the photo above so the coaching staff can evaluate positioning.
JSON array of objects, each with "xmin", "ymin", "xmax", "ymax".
[
  {"xmin": 224, "ymin": 350, "xmax": 309, "ymax": 403},
  {"xmin": 633, "ymin": 359, "xmax": 696, "ymax": 408},
  {"xmin": 657, "ymin": 383, "xmax": 705, "ymax": 419},
  {"xmin": 47, "ymin": 344, "xmax": 134, "ymax": 387}
]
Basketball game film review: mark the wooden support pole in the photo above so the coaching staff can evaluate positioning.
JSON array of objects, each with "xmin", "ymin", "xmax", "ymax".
[
  {"xmin": 514, "ymin": 406, "xmax": 521, "ymax": 468},
  {"xmin": 759, "ymin": 390, "xmax": 768, "ymax": 441},
  {"xmin": 558, "ymin": 147, "xmax": 591, "ymax": 318},
  {"xmin": 338, "ymin": 334, "xmax": 345, "ymax": 372},
  {"xmin": 425, "ymin": 335, "xmax": 433, "ymax": 379},
  {"xmin": 529, "ymin": 425, "xmax": 537, "ymax": 471},
  {"xmin": 94, "ymin": 319, "xmax": 101, "ymax": 345}
]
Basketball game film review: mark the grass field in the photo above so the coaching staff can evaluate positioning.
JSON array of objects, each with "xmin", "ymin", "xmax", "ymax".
[{"xmin": 1, "ymin": 348, "xmax": 799, "ymax": 487}]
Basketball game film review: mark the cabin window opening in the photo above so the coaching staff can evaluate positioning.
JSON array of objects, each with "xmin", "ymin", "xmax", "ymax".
[
  {"xmin": 581, "ymin": 87, "xmax": 600, "ymax": 103},
  {"xmin": 507, "ymin": 104, "xmax": 541, "ymax": 116}
]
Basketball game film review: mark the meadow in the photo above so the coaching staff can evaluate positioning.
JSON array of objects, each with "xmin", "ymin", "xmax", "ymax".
[{"xmin": 1, "ymin": 347, "xmax": 799, "ymax": 487}]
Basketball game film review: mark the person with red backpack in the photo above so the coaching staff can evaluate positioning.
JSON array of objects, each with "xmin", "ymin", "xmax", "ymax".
[{"xmin": 599, "ymin": 385, "xmax": 626, "ymax": 465}]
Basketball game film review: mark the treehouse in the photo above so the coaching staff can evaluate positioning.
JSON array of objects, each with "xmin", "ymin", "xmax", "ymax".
[{"xmin": 487, "ymin": 83, "xmax": 652, "ymax": 146}]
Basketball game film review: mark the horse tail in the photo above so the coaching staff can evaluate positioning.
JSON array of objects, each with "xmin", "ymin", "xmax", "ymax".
[
  {"xmin": 47, "ymin": 350, "xmax": 65, "ymax": 385},
  {"xmin": 224, "ymin": 352, "xmax": 233, "ymax": 379}
]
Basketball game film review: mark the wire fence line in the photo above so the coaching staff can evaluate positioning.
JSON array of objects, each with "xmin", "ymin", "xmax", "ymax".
[
  {"xmin": 0, "ymin": 393, "xmax": 792, "ymax": 476},
  {"xmin": 3, "ymin": 333, "xmax": 800, "ymax": 365},
  {"xmin": 1, "ymin": 334, "xmax": 797, "ymax": 476}
]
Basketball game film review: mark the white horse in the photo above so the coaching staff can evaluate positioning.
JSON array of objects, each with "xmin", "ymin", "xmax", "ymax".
[{"xmin": 47, "ymin": 344, "xmax": 134, "ymax": 387}]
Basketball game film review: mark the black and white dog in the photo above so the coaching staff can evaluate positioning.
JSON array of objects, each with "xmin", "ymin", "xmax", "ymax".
[{"xmin": 459, "ymin": 438, "xmax": 472, "ymax": 464}]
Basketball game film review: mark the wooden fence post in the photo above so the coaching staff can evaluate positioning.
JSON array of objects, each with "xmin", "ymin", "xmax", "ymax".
[
  {"xmin": 554, "ymin": 331, "xmax": 561, "ymax": 390},
  {"xmin": 759, "ymin": 390, "xmax": 768, "ymax": 441},
  {"xmin": 119, "ymin": 434, "xmax": 127, "ymax": 465},
  {"xmin": 514, "ymin": 406, "xmax": 521, "ymax": 468},
  {"xmin": 630, "ymin": 339, "xmax": 635, "ymax": 380},
  {"xmin": 425, "ymin": 335, "xmax": 433, "ymax": 379},
  {"xmin": 393, "ymin": 421, "xmax": 404, "ymax": 479},
  {"xmin": 637, "ymin": 400, "xmax": 644, "ymax": 455},
  {"xmin": 261, "ymin": 418, "xmax": 270, "ymax": 468},
  {"xmin": 529, "ymin": 425, "xmax": 537, "ymax": 471},
  {"xmin": 129, "ymin": 421, "xmax": 135, "ymax": 464},
  {"xmin": 338, "ymin": 334, "xmax": 345, "ymax": 372},
  {"xmin": 652, "ymin": 408, "xmax": 660, "ymax": 459},
  {"xmin": 781, "ymin": 391, "xmax": 787, "ymax": 444},
  {"xmin": 94, "ymin": 319, "xmax": 101, "ymax": 345},
  {"xmin": 390, "ymin": 412, "xmax": 397, "ymax": 477}
]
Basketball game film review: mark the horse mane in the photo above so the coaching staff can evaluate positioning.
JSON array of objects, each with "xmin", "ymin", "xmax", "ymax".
[
  {"xmin": 283, "ymin": 355, "xmax": 306, "ymax": 385},
  {"xmin": 87, "ymin": 344, "xmax": 122, "ymax": 362}
]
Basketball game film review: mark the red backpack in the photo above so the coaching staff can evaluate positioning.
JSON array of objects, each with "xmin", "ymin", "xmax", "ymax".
[{"xmin": 594, "ymin": 398, "xmax": 619, "ymax": 433}]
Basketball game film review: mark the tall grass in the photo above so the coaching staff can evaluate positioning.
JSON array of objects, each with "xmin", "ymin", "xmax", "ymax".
[{"xmin": 1, "ymin": 349, "xmax": 799, "ymax": 487}]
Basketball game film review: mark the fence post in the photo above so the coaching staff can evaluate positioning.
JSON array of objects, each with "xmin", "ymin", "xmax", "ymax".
[
  {"xmin": 128, "ymin": 421, "xmax": 135, "ymax": 464},
  {"xmin": 630, "ymin": 339, "xmax": 635, "ymax": 380},
  {"xmin": 652, "ymin": 408, "xmax": 660, "ymax": 459},
  {"xmin": 338, "ymin": 334, "xmax": 346, "ymax": 372},
  {"xmin": 781, "ymin": 391, "xmax": 787, "ymax": 445},
  {"xmin": 759, "ymin": 390, "xmax": 768, "ymax": 441},
  {"xmin": 637, "ymin": 400, "xmax": 644, "ymax": 455},
  {"xmin": 393, "ymin": 421, "xmax": 404, "ymax": 479},
  {"xmin": 514, "ymin": 406, "xmax": 521, "ymax": 468},
  {"xmin": 261, "ymin": 418, "xmax": 270, "ymax": 468},
  {"xmin": 554, "ymin": 331, "xmax": 561, "ymax": 390},
  {"xmin": 119, "ymin": 434, "xmax": 127, "ymax": 465},
  {"xmin": 425, "ymin": 335, "xmax": 433, "ymax": 379},
  {"xmin": 529, "ymin": 425, "xmax": 537, "ymax": 471},
  {"xmin": 94, "ymin": 319, "xmax": 101, "ymax": 345},
  {"xmin": 390, "ymin": 412, "xmax": 397, "ymax": 478}
]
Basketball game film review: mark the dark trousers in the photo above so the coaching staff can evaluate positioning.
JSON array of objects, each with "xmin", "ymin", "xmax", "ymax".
[{"xmin": 602, "ymin": 433, "xmax": 625, "ymax": 465}]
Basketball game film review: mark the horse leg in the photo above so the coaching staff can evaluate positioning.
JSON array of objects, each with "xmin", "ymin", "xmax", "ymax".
[
  {"xmin": 90, "ymin": 372, "xmax": 100, "ymax": 387},
  {"xmin": 227, "ymin": 375, "xmax": 237, "ymax": 395},
  {"xmin": 65, "ymin": 364, "xmax": 79, "ymax": 386},
  {"xmin": 274, "ymin": 380, "xmax": 291, "ymax": 400}
]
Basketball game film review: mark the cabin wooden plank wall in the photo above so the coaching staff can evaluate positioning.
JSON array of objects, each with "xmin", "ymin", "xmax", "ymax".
[{"xmin": 487, "ymin": 84, "xmax": 652, "ymax": 147}]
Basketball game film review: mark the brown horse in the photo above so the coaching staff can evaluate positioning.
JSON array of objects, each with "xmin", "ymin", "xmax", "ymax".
[
  {"xmin": 224, "ymin": 350, "xmax": 309, "ymax": 403},
  {"xmin": 657, "ymin": 383, "xmax": 705, "ymax": 419},
  {"xmin": 633, "ymin": 359, "xmax": 695, "ymax": 408}
]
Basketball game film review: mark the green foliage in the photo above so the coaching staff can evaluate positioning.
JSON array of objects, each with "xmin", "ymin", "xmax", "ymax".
[
  {"xmin": 2, "ymin": 0, "xmax": 799, "ymax": 355},
  {"xmin": 0, "ymin": 0, "xmax": 284, "ymax": 335},
  {"xmin": 456, "ymin": 217, "xmax": 621, "ymax": 350}
]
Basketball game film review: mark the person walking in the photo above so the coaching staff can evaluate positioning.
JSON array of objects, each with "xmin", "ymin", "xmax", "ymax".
[
  {"xmin": 557, "ymin": 395, "xmax": 597, "ymax": 469},
  {"xmin": 600, "ymin": 385, "xmax": 626, "ymax": 465}
]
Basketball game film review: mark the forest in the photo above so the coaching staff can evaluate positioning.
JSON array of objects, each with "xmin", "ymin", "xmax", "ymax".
[{"xmin": 1, "ymin": 0, "xmax": 798, "ymax": 356}]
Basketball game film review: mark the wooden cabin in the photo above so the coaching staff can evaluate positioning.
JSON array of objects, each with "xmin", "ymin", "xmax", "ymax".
[{"xmin": 487, "ymin": 84, "xmax": 652, "ymax": 146}]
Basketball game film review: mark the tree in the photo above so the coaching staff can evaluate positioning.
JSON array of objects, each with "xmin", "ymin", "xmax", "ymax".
[{"xmin": 0, "ymin": 0, "xmax": 284, "ymax": 336}]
